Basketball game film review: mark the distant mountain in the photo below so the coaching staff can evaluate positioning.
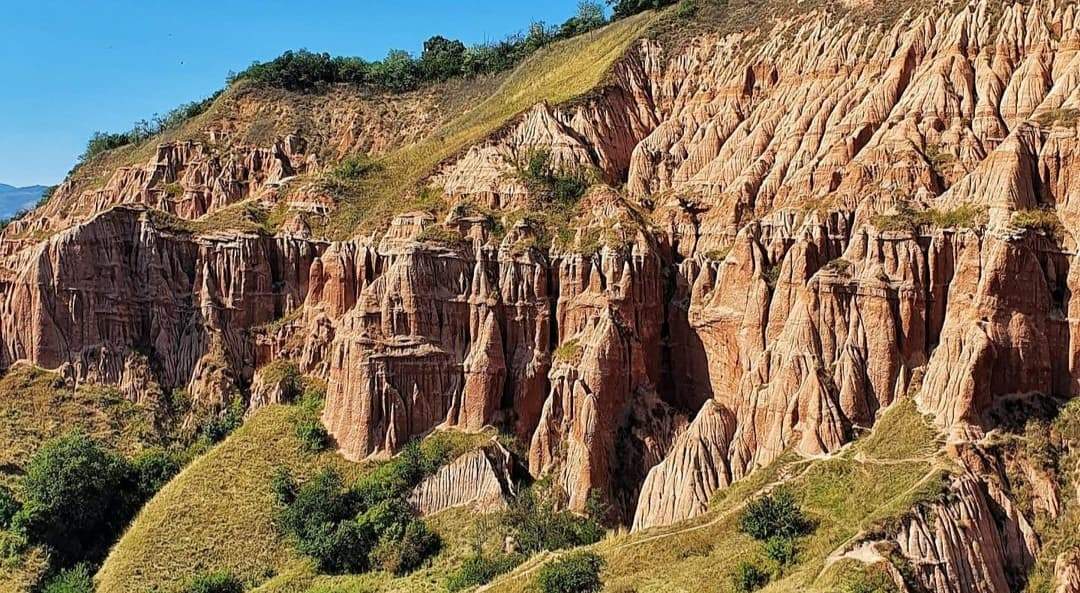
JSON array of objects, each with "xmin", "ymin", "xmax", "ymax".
[{"xmin": 0, "ymin": 183, "xmax": 49, "ymax": 219}]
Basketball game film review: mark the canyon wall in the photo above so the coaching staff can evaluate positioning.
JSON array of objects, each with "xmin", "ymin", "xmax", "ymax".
[{"xmin": 2, "ymin": 0, "xmax": 1080, "ymax": 589}]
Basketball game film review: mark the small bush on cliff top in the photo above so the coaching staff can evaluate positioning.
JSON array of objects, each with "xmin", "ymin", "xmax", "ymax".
[
  {"xmin": 872, "ymin": 201, "xmax": 987, "ymax": 232},
  {"xmin": 1012, "ymin": 208, "xmax": 1064, "ymax": 238},
  {"xmin": 609, "ymin": 0, "xmax": 679, "ymax": 19},
  {"xmin": 536, "ymin": 550, "xmax": 605, "ymax": 593}
]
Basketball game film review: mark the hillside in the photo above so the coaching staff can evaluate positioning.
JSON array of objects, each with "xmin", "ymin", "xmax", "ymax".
[{"xmin": 0, "ymin": 0, "xmax": 1079, "ymax": 592}]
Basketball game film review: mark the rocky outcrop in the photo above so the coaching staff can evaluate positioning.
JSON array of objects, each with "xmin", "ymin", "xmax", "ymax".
[
  {"xmin": 892, "ymin": 476, "xmax": 1016, "ymax": 593},
  {"xmin": 1057, "ymin": 549, "xmax": 1080, "ymax": 593},
  {"xmin": 408, "ymin": 441, "xmax": 516, "ymax": 515}
]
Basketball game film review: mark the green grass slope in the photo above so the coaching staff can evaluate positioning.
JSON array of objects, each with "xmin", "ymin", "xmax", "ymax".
[{"xmin": 94, "ymin": 405, "xmax": 364, "ymax": 593}]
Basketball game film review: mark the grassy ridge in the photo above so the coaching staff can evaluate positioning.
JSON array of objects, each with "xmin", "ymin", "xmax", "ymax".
[
  {"xmin": 94, "ymin": 405, "xmax": 365, "ymax": 593},
  {"xmin": 319, "ymin": 11, "xmax": 658, "ymax": 239}
]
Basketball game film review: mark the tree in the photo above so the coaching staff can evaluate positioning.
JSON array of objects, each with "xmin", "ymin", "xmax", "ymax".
[
  {"xmin": 608, "ymin": 0, "xmax": 677, "ymax": 19},
  {"xmin": 738, "ymin": 488, "xmax": 812, "ymax": 542},
  {"xmin": 561, "ymin": 1, "xmax": 608, "ymax": 36},
  {"xmin": 371, "ymin": 49, "xmax": 419, "ymax": 92},
  {"xmin": 536, "ymin": 551, "xmax": 604, "ymax": 593},
  {"xmin": 419, "ymin": 36, "xmax": 467, "ymax": 82},
  {"xmin": 14, "ymin": 433, "xmax": 139, "ymax": 567}
]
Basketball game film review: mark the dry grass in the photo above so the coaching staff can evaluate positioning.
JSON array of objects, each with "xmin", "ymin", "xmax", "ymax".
[
  {"xmin": 0, "ymin": 364, "xmax": 164, "ymax": 489},
  {"xmin": 95, "ymin": 405, "xmax": 366, "ymax": 593},
  {"xmin": 317, "ymin": 12, "xmax": 658, "ymax": 239}
]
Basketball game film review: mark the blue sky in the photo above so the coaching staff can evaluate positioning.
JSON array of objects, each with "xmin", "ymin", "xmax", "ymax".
[{"xmin": 0, "ymin": 0, "xmax": 592, "ymax": 187}]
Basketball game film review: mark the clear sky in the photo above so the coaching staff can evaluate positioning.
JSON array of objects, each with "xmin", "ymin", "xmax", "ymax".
[{"xmin": 0, "ymin": 0, "xmax": 592, "ymax": 187}]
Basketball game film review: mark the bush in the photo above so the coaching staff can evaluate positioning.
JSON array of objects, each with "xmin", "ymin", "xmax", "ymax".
[
  {"xmin": 0, "ymin": 485, "xmax": 20, "ymax": 529},
  {"xmin": 296, "ymin": 519, "xmax": 374, "ymax": 574},
  {"xmin": 519, "ymin": 150, "xmax": 591, "ymax": 208},
  {"xmin": 296, "ymin": 417, "xmax": 331, "ymax": 453},
  {"xmin": 273, "ymin": 438, "xmax": 450, "ymax": 576},
  {"xmin": 1012, "ymin": 208, "xmax": 1064, "ymax": 238},
  {"xmin": 536, "ymin": 550, "xmax": 604, "ymax": 593},
  {"xmin": 201, "ymin": 398, "xmax": 246, "ymax": 443},
  {"xmin": 15, "ymin": 432, "xmax": 140, "ymax": 567},
  {"xmin": 503, "ymin": 482, "xmax": 605, "ymax": 554},
  {"xmin": 79, "ymin": 92, "xmax": 220, "ymax": 162},
  {"xmin": 131, "ymin": 447, "xmax": 183, "ymax": 498},
  {"xmin": 763, "ymin": 536, "xmax": 798, "ymax": 568},
  {"xmin": 732, "ymin": 561, "xmax": 770, "ymax": 593},
  {"xmin": 370, "ymin": 520, "xmax": 442, "ymax": 575},
  {"xmin": 738, "ymin": 488, "xmax": 812, "ymax": 542},
  {"xmin": 333, "ymin": 154, "xmax": 381, "ymax": 181},
  {"xmin": 609, "ymin": 0, "xmax": 678, "ymax": 19},
  {"xmin": 445, "ymin": 554, "xmax": 526, "ymax": 591},
  {"xmin": 41, "ymin": 564, "xmax": 94, "ymax": 593},
  {"xmin": 178, "ymin": 571, "xmax": 245, "ymax": 593}
]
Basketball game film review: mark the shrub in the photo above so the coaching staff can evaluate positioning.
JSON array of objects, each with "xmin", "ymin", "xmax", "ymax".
[
  {"xmin": 273, "ymin": 438, "xmax": 450, "ymax": 576},
  {"xmin": 445, "ymin": 554, "xmax": 526, "ymax": 591},
  {"xmin": 1012, "ymin": 208, "xmax": 1063, "ymax": 238},
  {"xmin": 732, "ymin": 561, "xmax": 770, "ymax": 593},
  {"xmin": 519, "ymin": 150, "xmax": 591, "ymax": 208},
  {"xmin": 370, "ymin": 520, "xmax": 442, "ymax": 575},
  {"xmin": 296, "ymin": 519, "xmax": 374, "ymax": 574},
  {"xmin": 296, "ymin": 417, "xmax": 331, "ymax": 453},
  {"xmin": 201, "ymin": 398, "xmax": 246, "ymax": 443},
  {"xmin": 872, "ymin": 202, "xmax": 987, "ymax": 233},
  {"xmin": 333, "ymin": 154, "xmax": 381, "ymax": 181},
  {"xmin": 79, "ymin": 92, "xmax": 220, "ymax": 163},
  {"xmin": 15, "ymin": 432, "xmax": 140, "ymax": 567},
  {"xmin": 675, "ymin": 0, "xmax": 699, "ymax": 18},
  {"xmin": 503, "ymin": 482, "xmax": 605, "ymax": 554},
  {"xmin": 739, "ymin": 488, "xmax": 812, "ymax": 542},
  {"xmin": 609, "ymin": 0, "xmax": 678, "ymax": 19},
  {"xmin": 763, "ymin": 536, "xmax": 798, "ymax": 568},
  {"xmin": 131, "ymin": 447, "xmax": 183, "ymax": 498},
  {"xmin": 0, "ymin": 485, "xmax": 19, "ymax": 529},
  {"xmin": 536, "ymin": 550, "xmax": 604, "ymax": 593},
  {"xmin": 178, "ymin": 571, "xmax": 245, "ymax": 593},
  {"xmin": 41, "ymin": 564, "xmax": 94, "ymax": 593}
]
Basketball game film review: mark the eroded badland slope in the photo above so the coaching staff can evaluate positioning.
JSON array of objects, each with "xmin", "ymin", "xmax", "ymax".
[{"xmin": 2, "ymin": 1, "xmax": 1080, "ymax": 592}]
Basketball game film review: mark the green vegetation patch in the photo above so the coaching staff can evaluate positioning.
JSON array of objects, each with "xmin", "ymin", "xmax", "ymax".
[
  {"xmin": 872, "ymin": 202, "xmax": 987, "ymax": 233},
  {"xmin": 1011, "ymin": 208, "xmax": 1064, "ymax": 239}
]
